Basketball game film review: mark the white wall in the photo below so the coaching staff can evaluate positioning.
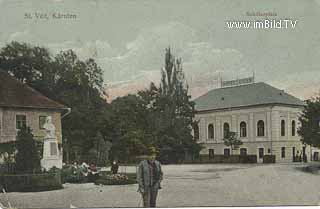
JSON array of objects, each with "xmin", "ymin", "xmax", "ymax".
[{"xmin": 194, "ymin": 105, "xmax": 307, "ymax": 162}]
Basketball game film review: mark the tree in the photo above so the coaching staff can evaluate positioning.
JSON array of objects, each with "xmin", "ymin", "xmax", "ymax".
[
  {"xmin": 149, "ymin": 48, "xmax": 201, "ymax": 162},
  {"xmin": 15, "ymin": 127, "xmax": 41, "ymax": 174},
  {"xmin": 223, "ymin": 131, "xmax": 243, "ymax": 155},
  {"xmin": 298, "ymin": 95, "xmax": 320, "ymax": 147}
]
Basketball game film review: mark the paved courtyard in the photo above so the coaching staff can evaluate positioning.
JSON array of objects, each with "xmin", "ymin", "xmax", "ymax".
[{"xmin": 1, "ymin": 163, "xmax": 320, "ymax": 208}]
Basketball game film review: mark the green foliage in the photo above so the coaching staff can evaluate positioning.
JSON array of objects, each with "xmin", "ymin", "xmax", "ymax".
[
  {"xmin": 263, "ymin": 155, "xmax": 276, "ymax": 163},
  {"xmin": 108, "ymin": 48, "xmax": 201, "ymax": 163},
  {"xmin": 0, "ymin": 173, "xmax": 62, "ymax": 192},
  {"xmin": 298, "ymin": 96, "xmax": 320, "ymax": 147},
  {"xmin": 0, "ymin": 42, "xmax": 201, "ymax": 164},
  {"xmin": 60, "ymin": 165, "xmax": 87, "ymax": 184},
  {"xmin": 15, "ymin": 127, "xmax": 41, "ymax": 174},
  {"xmin": 223, "ymin": 131, "xmax": 243, "ymax": 154}
]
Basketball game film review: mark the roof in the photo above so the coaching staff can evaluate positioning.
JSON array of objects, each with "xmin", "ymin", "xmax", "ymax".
[
  {"xmin": 194, "ymin": 82, "xmax": 305, "ymax": 112},
  {"xmin": 0, "ymin": 70, "xmax": 68, "ymax": 110}
]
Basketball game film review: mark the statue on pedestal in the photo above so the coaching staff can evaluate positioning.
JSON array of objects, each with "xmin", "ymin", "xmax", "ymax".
[
  {"xmin": 43, "ymin": 116, "xmax": 56, "ymax": 138},
  {"xmin": 41, "ymin": 116, "xmax": 62, "ymax": 170}
]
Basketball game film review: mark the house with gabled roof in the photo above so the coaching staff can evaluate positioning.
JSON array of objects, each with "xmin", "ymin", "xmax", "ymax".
[
  {"xmin": 193, "ymin": 79, "xmax": 318, "ymax": 163},
  {"xmin": 0, "ymin": 70, "xmax": 70, "ymax": 162}
]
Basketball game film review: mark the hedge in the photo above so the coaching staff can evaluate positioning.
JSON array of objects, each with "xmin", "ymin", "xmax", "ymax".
[
  {"xmin": 183, "ymin": 154, "xmax": 257, "ymax": 164},
  {"xmin": 0, "ymin": 172, "xmax": 62, "ymax": 192},
  {"xmin": 263, "ymin": 155, "xmax": 276, "ymax": 163}
]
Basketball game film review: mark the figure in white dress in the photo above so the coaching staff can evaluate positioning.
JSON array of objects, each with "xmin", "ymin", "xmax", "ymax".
[{"xmin": 43, "ymin": 116, "xmax": 56, "ymax": 138}]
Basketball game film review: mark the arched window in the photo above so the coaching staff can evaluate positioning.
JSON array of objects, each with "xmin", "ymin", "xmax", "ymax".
[
  {"xmin": 240, "ymin": 121, "xmax": 247, "ymax": 137},
  {"xmin": 257, "ymin": 120, "xmax": 265, "ymax": 137},
  {"xmin": 223, "ymin": 123, "xmax": 230, "ymax": 138},
  {"xmin": 281, "ymin": 120, "xmax": 285, "ymax": 136},
  {"xmin": 194, "ymin": 123, "xmax": 199, "ymax": 141},
  {"xmin": 292, "ymin": 120, "xmax": 296, "ymax": 136},
  {"xmin": 208, "ymin": 124, "xmax": 214, "ymax": 139}
]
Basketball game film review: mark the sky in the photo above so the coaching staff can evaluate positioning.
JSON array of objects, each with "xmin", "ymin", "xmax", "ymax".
[{"xmin": 0, "ymin": 0, "xmax": 319, "ymax": 100}]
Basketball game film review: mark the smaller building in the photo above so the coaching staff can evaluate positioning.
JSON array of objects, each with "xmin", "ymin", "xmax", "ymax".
[{"xmin": 0, "ymin": 70, "xmax": 70, "ymax": 163}]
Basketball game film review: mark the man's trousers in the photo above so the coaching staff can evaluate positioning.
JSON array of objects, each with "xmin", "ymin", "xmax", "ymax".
[{"xmin": 141, "ymin": 186, "xmax": 159, "ymax": 207}]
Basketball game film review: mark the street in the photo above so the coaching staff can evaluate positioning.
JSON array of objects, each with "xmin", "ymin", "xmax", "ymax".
[{"xmin": 1, "ymin": 163, "xmax": 319, "ymax": 208}]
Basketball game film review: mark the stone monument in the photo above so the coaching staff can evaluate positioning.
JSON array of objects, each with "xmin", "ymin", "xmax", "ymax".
[{"xmin": 40, "ymin": 116, "xmax": 63, "ymax": 170}]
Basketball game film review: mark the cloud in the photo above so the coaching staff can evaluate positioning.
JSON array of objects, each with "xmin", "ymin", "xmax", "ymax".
[
  {"xmin": 47, "ymin": 40, "xmax": 115, "ymax": 59},
  {"xmin": 7, "ymin": 30, "xmax": 33, "ymax": 43},
  {"xmin": 99, "ymin": 22, "xmax": 250, "ymax": 100}
]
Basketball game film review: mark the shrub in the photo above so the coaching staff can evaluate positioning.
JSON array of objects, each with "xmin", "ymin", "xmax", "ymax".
[
  {"xmin": 263, "ymin": 155, "xmax": 276, "ymax": 163},
  {"xmin": 189, "ymin": 154, "xmax": 257, "ymax": 163},
  {"xmin": 0, "ymin": 173, "xmax": 62, "ymax": 192},
  {"xmin": 95, "ymin": 173, "xmax": 136, "ymax": 185},
  {"xmin": 15, "ymin": 127, "xmax": 41, "ymax": 174},
  {"xmin": 60, "ymin": 165, "xmax": 87, "ymax": 184}
]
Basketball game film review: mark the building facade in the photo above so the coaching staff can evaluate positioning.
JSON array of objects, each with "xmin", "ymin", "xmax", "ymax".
[
  {"xmin": 193, "ymin": 81, "xmax": 316, "ymax": 163},
  {"xmin": 0, "ymin": 70, "xmax": 70, "ymax": 162}
]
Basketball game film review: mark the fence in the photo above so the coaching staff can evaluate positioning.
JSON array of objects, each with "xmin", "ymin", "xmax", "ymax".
[{"xmin": 0, "ymin": 163, "xmax": 15, "ymax": 174}]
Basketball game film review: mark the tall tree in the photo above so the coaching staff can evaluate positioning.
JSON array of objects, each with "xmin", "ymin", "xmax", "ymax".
[
  {"xmin": 151, "ymin": 48, "xmax": 201, "ymax": 163},
  {"xmin": 298, "ymin": 95, "xmax": 320, "ymax": 147}
]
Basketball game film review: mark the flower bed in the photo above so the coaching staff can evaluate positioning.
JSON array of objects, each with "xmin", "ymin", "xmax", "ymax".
[{"xmin": 95, "ymin": 173, "xmax": 136, "ymax": 185}]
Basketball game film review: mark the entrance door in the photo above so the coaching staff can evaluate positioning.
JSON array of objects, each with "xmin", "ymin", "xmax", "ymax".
[
  {"xmin": 292, "ymin": 147, "xmax": 296, "ymax": 162},
  {"xmin": 258, "ymin": 148, "xmax": 264, "ymax": 163},
  {"xmin": 314, "ymin": 152, "xmax": 319, "ymax": 161},
  {"xmin": 209, "ymin": 149, "xmax": 214, "ymax": 160}
]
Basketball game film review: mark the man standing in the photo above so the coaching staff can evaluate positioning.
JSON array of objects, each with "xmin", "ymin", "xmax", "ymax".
[{"xmin": 137, "ymin": 150, "xmax": 163, "ymax": 207}]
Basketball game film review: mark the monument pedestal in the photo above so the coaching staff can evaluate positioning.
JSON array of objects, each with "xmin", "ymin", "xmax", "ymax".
[{"xmin": 41, "ymin": 137, "xmax": 62, "ymax": 170}]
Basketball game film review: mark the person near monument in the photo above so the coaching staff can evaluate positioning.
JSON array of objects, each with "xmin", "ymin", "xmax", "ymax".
[
  {"xmin": 111, "ymin": 160, "xmax": 119, "ymax": 174},
  {"xmin": 136, "ymin": 148, "xmax": 163, "ymax": 208}
]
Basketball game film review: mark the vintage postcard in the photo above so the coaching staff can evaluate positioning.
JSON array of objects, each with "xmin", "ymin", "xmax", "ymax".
[{"xmin": 0, "ymin": 0, "xmax": 319, "ymax": 208}]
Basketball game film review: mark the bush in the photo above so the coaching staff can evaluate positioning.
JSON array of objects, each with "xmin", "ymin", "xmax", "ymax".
[
  {"xmin": 15, "ymin": 127, "xmax": 41, "ymax": 174},
  {"xmin": 0, "ymin": 173, "xmax": 62, "ymax": 192},
  {"xmin": 95, "ymin": 173, "xmax": 136, "ymax": 185},
  {"xmin": 184, "ymin": 154, "xmax": 257, "ymax": 163},
  {"xmin": 60, "ymin": 165, "xmax": 87, "ymax": 184},
  {"xmin": 263, "ymin": 155, "xmax": 276, "ymax": 163}
]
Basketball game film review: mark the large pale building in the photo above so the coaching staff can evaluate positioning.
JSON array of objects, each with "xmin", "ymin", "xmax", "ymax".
[{"xmin": 193, "ymin": 80, "xmax": 317, "ymax": 163}]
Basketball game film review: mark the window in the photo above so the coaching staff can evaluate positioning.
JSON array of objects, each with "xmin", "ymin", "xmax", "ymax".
[
  {"xmin": 281, "ymin": 120, "xmax": 285, "ymax": 136},
  {"xmin": 16, "ymin": 115, "xmax": 26, "ymax": 129},
  {"xmin": 268, "ymin": 148, "xmax": 271, "ymax": 153},
  {"xmin": 209, "ymin": 149, "xmax": 214, "ymax": 159},
  {"xmin": 240, "ymin": 148, "xmax": 247, "ymax": 156},
  {"xmin": 240, "ymin": 121, "xmax": 247, "ymax": 137},
  {"xmin": 39, "ymin": 116, "xmax": 47, "ymax": 130},
  {"xmin": 257, "ymin": 120, "xmax": 264, "ymax": 137},
  {"xmin": 224, "ymin": 148, "xmax": 230, "ymax": 157},
  {"xmin": 281, "ymin": 147, "xmax": 286, "ymax": 158},
  {"xmin": 208, "ymin": 124, "xmax": 214, "ymax": 139},
  {"xmin": 194, "ymin": 124, "xmax": 199, "ymax": 141},
  {"xmin": 259, "ymin": 148, "xmax": 264, "ymax": 159},
  {"xmin": 223, "ymin": 123, "xmax": 230, "ymax": 138},
  {"xmin": 292, "ymin": 120, "xmax": 296, "ymax": 136}
]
